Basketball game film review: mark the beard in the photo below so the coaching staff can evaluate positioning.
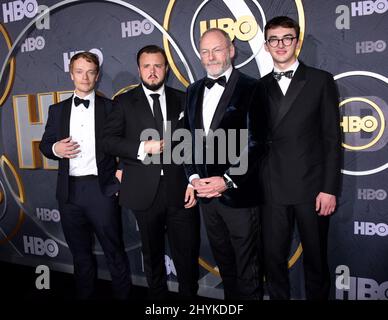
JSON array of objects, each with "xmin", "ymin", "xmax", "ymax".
[
  {"xmin": 204, "ymin": 57, "xmax": 231, "ymax": 77},
  {"xmin": 141, "ymin": 77, "xmax": 164, "ymax": 91}
]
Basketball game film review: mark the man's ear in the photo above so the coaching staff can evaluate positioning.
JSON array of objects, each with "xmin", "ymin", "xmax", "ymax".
[
  {"xmin": 229, "ymin": 44, "xmax": 235, "ymax": 59},
  {"xmin": 264, "ymin": 42, "xmax": 269, "ymax": 52}
]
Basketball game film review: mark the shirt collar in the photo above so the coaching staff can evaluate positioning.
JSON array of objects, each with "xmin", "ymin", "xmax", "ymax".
[
  {"xmin": 142, "ymin": 83, "xmax": 165, "ymax": 98},
  {"xmin": 73, "ymin": 90, "xmax": 95, "ymax": 103}
]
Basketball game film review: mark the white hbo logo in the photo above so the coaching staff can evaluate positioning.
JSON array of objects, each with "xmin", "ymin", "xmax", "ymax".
[
  {"xmin": 121, "ymin": 19, "xmax": 154, "ymax": 38},
  {"xmin": 21, "ymin": 36, "xmax": 45, "ymax": 53},
  {"xmin": 335, "ymin": 0, "xmax": 387, "ymax": 29},
  {"xmin": 356, "ymin": 40, "xmax": 386, "ymax": 54},
  {"xmin": 36, "ymin": 208, "xmax": 60, "ymax": 222},
  {"xmin": 23, "ymin": 236, "xmax": 59, "ymax": 257},
  {"xmin": 354, "ymin": 221, "xmax": 388, "ymax": 236},
  {"xmin": 2, "ymin": 0, "xmax": 38, "ymax": 23},
  {"xmin": 357, "ymin": 188, "xmax": 387, "ymax": 200},
  {"xmin": 63, "ymin": 48, "xmax": 103, "ymax": 72},
  {"xmin": 335, "ymin": 265, "xmax": 388, "ymax": 300},
  {"xmin": 164, "ymin": 255, "xmax": 177, "ymax": 276},
  {"xmin": 350, "ymin": 0, "xmax": 388, "ymax": 16}
]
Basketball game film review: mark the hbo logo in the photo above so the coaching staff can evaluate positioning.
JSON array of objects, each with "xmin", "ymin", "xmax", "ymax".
[
  {"xmin": 340, "ymin": 116, "xmax": 378, "ymax": 133},
  {"xmin": 354, "ymin": 221, "xmax": 388, "ymax": 236},
  {"xmin": 351, "ymin": 0, "xmax": 388, "ymax": 16},
  {"xmin": 36, "ymin": 208, "xmax": 60, "ymax": 222},
  {"xmin": 358, "ymin": 189, "xmax": 387, "ymax": 200},
  {"xmin": 21, "ymin": 36, "xmax": 45, "ymax": 53},
  {"xmin": 356, "ymin": 40, "xmax": 386, "ymax": 54},
  {"xmin": 23, "ymin": 236, "xmax": 59, "ymax": 257},
  {"xmin": 200, "ymin": 15, "xmax": 258, "ymax": 41},
  {"xmin": 63, "ymin": 48, "xmax": 103, "ymax": 72},
  {"xmin": 336, "ymin": 275, "xmax": 388, "ymax": 300},
  {"xmin": 121, "ymin": 19, "xmax": 154, "ymax": 38},
  {"xmin": 2, "ymin": 0, "xmax": 38, "ymax": 23}
]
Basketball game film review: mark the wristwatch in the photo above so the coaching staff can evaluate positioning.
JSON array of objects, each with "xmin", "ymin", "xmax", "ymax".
[{"xmin": 223, "ymin": 176, "xmax": 234, "ymax": 189}]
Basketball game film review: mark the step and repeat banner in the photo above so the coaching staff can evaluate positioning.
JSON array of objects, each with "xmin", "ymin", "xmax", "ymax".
[{"xmin": 0, "ymin": 0, "xmax": 387, "ymax": 300}]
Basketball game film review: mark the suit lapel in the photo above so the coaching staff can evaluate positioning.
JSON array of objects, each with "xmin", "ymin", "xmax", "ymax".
[
  {"xmin": 209, "ymin": 69, "xmax": 239, "ymax": 132},
  {"xmin": 60, "ymin": 96, "xmax": 73, "ymax": 139},
  {"xmin": 133, "ymin": 86, "xmax": 157, "ymax": 131},
  {"xmin": 165, "ymin": 87, "xmax": 180, "ymax": 131},
  {"xmin": 190, "ymin": 81, "xmax": 205, "ymax": 131},
  {"xmin": 94, "ymin": 95, "xmax": 104, "ymax": 163},
  {"xmin": 273, "ymin": 63, "xmax": 307, "ymax": 131},
  {"xmin": 266, "ymin": 76, "xmax": 283, "ymax": 125}
]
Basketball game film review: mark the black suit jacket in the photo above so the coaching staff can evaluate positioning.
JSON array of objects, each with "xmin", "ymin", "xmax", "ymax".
[
  {"xmin": 184, "ymin": 69, "xmax": 267, "ymax": 208},
  {"xmin": 101, "ymin": 85, "xmax": 188, "ymax": 211},
  {"xmin": 259, "ymin": 62, "xmax": 341, "ymax": 205},
  {"xmin": 39, "ymin": 95, "xmax": 120, "ymax": 203}
]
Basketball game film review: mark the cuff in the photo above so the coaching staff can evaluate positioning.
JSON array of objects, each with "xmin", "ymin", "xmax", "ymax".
[
  {"xmin": 224, "ymin": 173, "xmax": 237, "ymax": 188},
  {"xmin": 52, "ymin": 142, "xmax": 63, "ymax": 159},
  {"xmin": 189, "ymin": 174, "xmax": 200, "ymax": 184},
  {"xmin": 137, "ymin": 141, "xmax": 147, "ymax": 161}
]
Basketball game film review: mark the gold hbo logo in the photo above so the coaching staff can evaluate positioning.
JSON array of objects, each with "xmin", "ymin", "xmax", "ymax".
[
  {"xmin": 336, "ymin": 71, "xmax": 388, "ymax": 152},
  {"xmin": 340, "ymin": 97, "xmax": 385, "ymax": 151},
  {"xmin": 199, "ymin": 15, "xmax": 258, "ymax": 41}
]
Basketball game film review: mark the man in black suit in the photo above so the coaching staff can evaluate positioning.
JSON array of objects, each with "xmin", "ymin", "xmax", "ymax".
[
  {"xmin": 102, "ymin": 45, "xmax": 199, "ymax": 300},
  {"xmin": 259, "ymin": 16, "xmax": 341, "ymax": 300},
  {"xmin": 39, "ymin": 52, "xmax": 131, "ymax": 299},
  {"xmin": 184, "ymin": 28, "xmax": 266, "ymax": 300}
]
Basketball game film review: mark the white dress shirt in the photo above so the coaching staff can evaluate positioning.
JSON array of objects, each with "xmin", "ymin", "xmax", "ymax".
[
  {"xmin": 67, "ymin": 91, "xmax": 98, "ymax": 176},
  {"xmin": 274, "ymin": 59, "xmax": 299, "ymax": 95},
  {"xmin": 202, "ymin": 66, "xmax": 233, "ymax": 135},
  {"xmin": 137, "ymin": 84, "xmax": 167, "ymax": 161}
]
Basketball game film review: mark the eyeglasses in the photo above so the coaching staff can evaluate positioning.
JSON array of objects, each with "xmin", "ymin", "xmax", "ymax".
[
  {"xmin": 200, "ymin": 47, "xmax": 228, "ymax": 57},
  {"xmin": 266, "ymin": 36, "xmax": 297, "ymax": 48}
]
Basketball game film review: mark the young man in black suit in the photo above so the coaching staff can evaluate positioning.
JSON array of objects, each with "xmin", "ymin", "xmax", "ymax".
[
  {"xmin": 184, "ymin": 28, "xmax": 266, "ymax": 300},
  {"xmin": 102, "ymin": 45, "xmax": 200, "ymax": 300},
  {"xmin": 39, "ymin": 52, "xmax": 131, "ymax": 299},
  {"xmin": 259, "ymin": 16, "xmax": 341, "ymax": 300}
]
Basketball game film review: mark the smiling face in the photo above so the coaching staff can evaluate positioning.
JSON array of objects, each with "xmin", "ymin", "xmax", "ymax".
[
  {"xmin": 138, "ymin": 52, "xmax": 168, "ymax": 91},
  {"xmin": 70, "ymin": 57, "xmax": 99, "ymax": 97},
  {"xmin": 264, "ymin": 26, "xmax": 300, "ymax": 71},
  {"xmin": 199, "ymin": 30, "xmax": 235, "ymax": 77}
]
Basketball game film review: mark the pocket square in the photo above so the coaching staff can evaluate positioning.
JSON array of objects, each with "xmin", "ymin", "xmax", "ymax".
[{"xmin": 178, "ymin": 111, "xmax": 184, "ymax": 120}]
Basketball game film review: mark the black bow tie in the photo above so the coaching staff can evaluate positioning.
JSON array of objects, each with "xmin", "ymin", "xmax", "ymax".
[
  {"xmin": 273, "ymin": 70, "xmax": 294, "ymax": 81},
  {"xmin": 204, "ymin": 76, "xmax": 227, "ymax": 89},
  {"xmin": 74, "ymin": 96, "xmax": 90, "ymax": 108}
]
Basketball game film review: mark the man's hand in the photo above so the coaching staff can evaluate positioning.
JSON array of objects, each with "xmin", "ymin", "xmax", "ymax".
[
  {"xmin": 194, "ymin": 176, "xmax": 226, "ymax": 198},
  {"xmin": 184, "ymin": 186, "xmax": 197, "ymax": 208},
  {"xmin": 115, "ymin": 170, "xmax": 123, "ymax": 183},
  {"xmin": 144, "ymin": 140, "xmax": 164, "ymax": 154},
  {"xmin": 54, "ymin": 136, "xmax": 80, "ymax": 158},
  {"xmin": 315, "ymin": 192, "xmax": 336, "ymax": 216}
]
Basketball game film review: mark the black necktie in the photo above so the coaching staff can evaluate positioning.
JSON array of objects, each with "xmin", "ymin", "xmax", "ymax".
[
  {"xmin": 204, "ymin": 75, "xmax": 227, "ymax": 89},
  {"xmin": 150, "ymin": 94, "xmax": 164, "ymax": 139},
  {"xmin": 74, "ymin": 96, "xmax": 90, "ymax": 108},
  {"xmin": 273, "ymin": 70, "xmax": 294, "ymax": 81}
]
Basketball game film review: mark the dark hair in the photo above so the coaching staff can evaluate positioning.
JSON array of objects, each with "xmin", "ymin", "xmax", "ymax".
[
  {"xmin": 136, "ymin": 45, "xmax": 168, "ymax": 67},
  {"xmin": 69, "ymin": 51, "xmax": 100, "ymax": 73},
  {"xmin": 199, "ymin": 28, "xmax": 232, "ymax": 47},
  {"xmin": 264, "ymin": 16, "xmax": 300, "ymax": 40}
]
